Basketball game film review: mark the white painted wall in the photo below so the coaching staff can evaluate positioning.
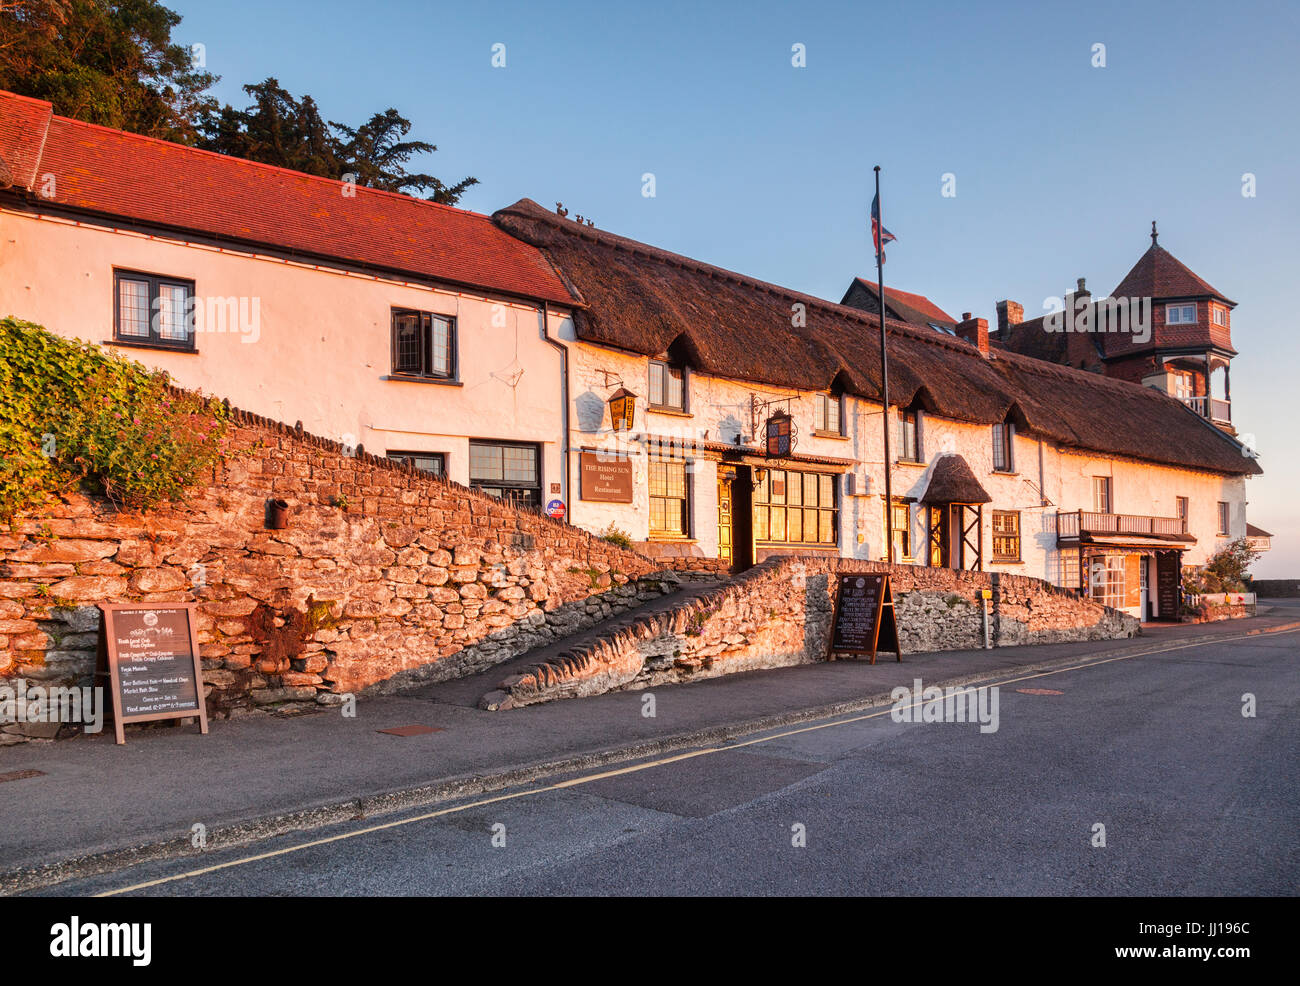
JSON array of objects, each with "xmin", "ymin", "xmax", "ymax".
[
  {"xmin": 0, "ymin": 208, "xmax": 569, "ymax": 493},
  {"xmin": 561, "ymin": 328, "xmax": 1251, "ymax": 577},
  {"xmin": 1, "ymin": 206, "xmax": 1251, "ymax": 577}
]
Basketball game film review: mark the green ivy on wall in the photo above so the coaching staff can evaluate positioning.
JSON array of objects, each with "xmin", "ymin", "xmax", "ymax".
[{"xmin": 0, "ymin": 318, "xmax": 229, "ymax": 521}]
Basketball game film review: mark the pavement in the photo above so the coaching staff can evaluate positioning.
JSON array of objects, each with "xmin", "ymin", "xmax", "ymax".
[{"xmin": 2, "ymin": 602, "xmax": 1298, "ymax": 894}]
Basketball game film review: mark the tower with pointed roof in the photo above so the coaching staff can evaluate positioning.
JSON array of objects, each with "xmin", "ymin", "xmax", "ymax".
[{"xmin": 995, "ymin": 223, "xmax": 1238, "ymax": 433}]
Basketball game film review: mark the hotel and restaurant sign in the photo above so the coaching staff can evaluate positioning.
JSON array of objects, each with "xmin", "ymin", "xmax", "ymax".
[{"xmin": 580, "ymin": 451, "xmax": 635, "ymax": 503}]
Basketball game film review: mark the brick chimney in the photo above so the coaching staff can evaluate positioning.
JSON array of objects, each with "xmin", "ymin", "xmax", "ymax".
[
  {"xmin": 995, "ymin": 300, "xmax": 1023, "ymax": 335},
  {"xmin": 955, "ymin": 313, "xmax": 989, "ymax": 356}
]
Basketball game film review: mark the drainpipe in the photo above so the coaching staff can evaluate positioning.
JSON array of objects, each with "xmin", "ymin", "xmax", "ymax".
[
  {"xmin": 540, "ymin": 300, "xmax": 571, "ymax": 522},
  {"xmin": 981, "ymin": 587, "xmax": 992, "ymax": 649}
]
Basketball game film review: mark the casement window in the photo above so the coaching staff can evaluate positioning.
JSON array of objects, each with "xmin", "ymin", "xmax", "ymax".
[
  {"xmin": 1092, "ymin": 476, "xmax": 1112, "ymax": 513},
  {"xmin": 992, "ymin": 422, "xmax": 1014, "ymax": 472},
  {"xmin": 1217, "ymin": 501, "xmax": 1230, "ymax": 536},
  {"xmin": 815, "ymin": 392, "xmax": 842, "ymax": 435},
  {"xmin": 899, "ymin": 409, "xmax": 921, "ymax": 462},
  {"xmin": 1172, "ymin": 372, "xmax": 1192, "ymax": 400},
  {"xmin": 648, "ymin": 359, "xmax": 686, "ymax": 411},
  {"xmin": 391, "ymin": 308, "xmax": 455, "ymax": 379},
  {"xmin": 1176, "ymin": 496, "xmax": 1189, "ymax": 533},
  {"xmin": 889, "ymin": 501, "xmax": 912, "ymax": 560},
  {"xmin": 648, "ymin": 458, "xmax": 690, "ymax": 536},
  {"xmin": 1059, "ymin": 550, "xmax": 1081, "ymax": 590},
  {"xmin": 1166, "ymin": 303, "xmax": 1196, "ymax": 325},
  {"xmin": 992, "ymin": 510, "xmax": 1021, "ymax": 562},
  {"xmin": 113, "ymin": 270, "xmax": 195, "ymax": 349},
  {"xmin": 386, "ymin": 451, "xmax": 446, "ymax": 478},
  {"xmin": 1213, "ymin": 307, "xmax": 1227, "ymax": 327},
  {"xmin": 1090, "ymin": 555, "xmax": 1126, "ymax": 609},
  {"xmin": 754, "ymin": 469, "xmax": 837, "ymax": 546},
  {"xmin": 469, "ymin": 441, "xmax": 540, "ymax": 508}
]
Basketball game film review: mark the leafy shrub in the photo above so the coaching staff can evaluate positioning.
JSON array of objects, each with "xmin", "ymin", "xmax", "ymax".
[
  {"xmin": 1183, "ymin": 537, "xmax": 1261, "ymax": 594},
  {"xmin": 598, "ymin": 523, "xmax": 634, "ymax": 550},
  {"xmin": 0, "ymin": 318, "xmax": 228, "ymax": 520}
]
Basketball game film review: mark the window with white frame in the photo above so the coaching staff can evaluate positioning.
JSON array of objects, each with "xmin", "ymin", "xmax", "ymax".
[
  {"xmin": 1217, "ymin": 501, "xmax": 1230, "ymax": 536},
  {"xmin": 1213, "ymin": 307, "xmax": 1227, "ymax": 327},
  {"xmin": 1166, "ymin": 303, "xmax": 1196, "ymax": 325},
  {"xmin": 1092, "ymin": 476, "xmax": 1112, "ymax": 513}
]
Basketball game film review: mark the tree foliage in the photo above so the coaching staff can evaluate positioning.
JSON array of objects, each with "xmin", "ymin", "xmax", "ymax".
[
  {"xmin": 0, "ymin": 2, "xmax": 478, "ymax": 202},
  {"xmin": 0, "ymin": 0, "xmax": 217, "ymax": 143},
  {"xmin": 0, "ymin": 318, "xmax": 228, "ymax": 520},
  {"xmin": 200, "ymin": 79, "xmax": 479, "ymax": 203},
  {"xmin": 1184, "ymin": 538, "xmax": 1262, "ymax": 594}
]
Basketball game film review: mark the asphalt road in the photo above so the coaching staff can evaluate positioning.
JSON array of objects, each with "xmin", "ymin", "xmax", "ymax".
[{"xmin": 34, "ymin": 626, "xmax": 1299, "ymax": 896}]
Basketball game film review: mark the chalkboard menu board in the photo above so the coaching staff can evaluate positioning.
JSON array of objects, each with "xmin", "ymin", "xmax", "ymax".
[
  {"xmin": 828, "ymin": 574, "xmax": 900, "ymax": 664},
  {"xmin": 97, "ymin": 603, "xmax": 209, "ymax": 745}
]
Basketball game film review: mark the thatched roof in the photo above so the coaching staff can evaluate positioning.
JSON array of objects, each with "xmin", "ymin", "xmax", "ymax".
[
  {"xmin": 493, "ymin": 199, "xmax": 1260, "ymax": 478},
  {"xmin": 921, "ymin": 455, "xmax": 992, "ymax": 504}
]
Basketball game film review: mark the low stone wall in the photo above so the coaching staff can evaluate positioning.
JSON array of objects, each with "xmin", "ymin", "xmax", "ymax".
[
  {"xmin": 1252, "ymin": 579, "xmax": 1300, "ymax": 598},
  {"xmin": 0, "ymin": 405, "xmax": 670, "ymax": 735},
  {"xmin": 495, "ymin": 556, "xmax": 1140, "ymax": 708},
  {"xmin": 1184, "ymin": 601, "xmax": 1252, "ymax": 623}
]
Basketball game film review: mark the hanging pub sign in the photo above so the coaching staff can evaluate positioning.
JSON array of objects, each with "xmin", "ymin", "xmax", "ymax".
[
  {"xmin": 827, "ymin": 573, "xmax": 901, "ymax": 664},
  {"xmin": 765, "ymin": 409, "xmax": 795, "ymax": 457},
  {"xmin": 96, "ymin": 602, "xmax": 208, "ymax": 745}
]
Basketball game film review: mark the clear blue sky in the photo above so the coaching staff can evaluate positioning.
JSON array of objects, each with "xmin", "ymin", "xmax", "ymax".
[{"xmin": 173, "ymin": 0, "xmax": 1299, "ymax": 576}]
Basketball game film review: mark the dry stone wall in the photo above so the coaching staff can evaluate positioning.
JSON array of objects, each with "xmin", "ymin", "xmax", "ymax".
[
  {"xmin": 0, "ymin": 407, "xmax": 666, "ymax": 734},
  {"xmin": 495, "ymin": 556, "xmax": 1140, "ymax": 708}
]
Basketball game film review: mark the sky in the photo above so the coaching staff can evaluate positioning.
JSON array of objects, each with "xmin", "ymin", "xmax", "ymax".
[{"xmin": 172, "ymin": 0, "xmax": 1299, "ymax": 576}]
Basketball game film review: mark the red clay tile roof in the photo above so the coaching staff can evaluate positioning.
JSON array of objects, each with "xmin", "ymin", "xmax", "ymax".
[
  {"xmin": 1112, "ymin": 244, "xmax": 1231, "ymax": 305},
  {"xmin": 0, "ymin": 89, "xmax": 574, "ymax": 305},
  {"xmin": 0, "ymin": 90, "xmax": 51, "ymax": 190},
  {"xmin": 846, "ymin": 278, "xmax": 957, "ymax": 326}
]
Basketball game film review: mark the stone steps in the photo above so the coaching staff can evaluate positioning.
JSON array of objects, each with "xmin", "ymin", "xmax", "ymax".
[{"xmin": 417, "ymin": 579, "xmax": 725, "ymax": 709}]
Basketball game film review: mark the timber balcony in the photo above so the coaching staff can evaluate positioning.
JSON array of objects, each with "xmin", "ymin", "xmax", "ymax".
[
  {"xmin": 1056, "ymin": 510, "xmax": 1193, "ymax": 545},
  {"xmin": 1182, "ymin": 395, "xmax": 1232, "ymax": 425}
]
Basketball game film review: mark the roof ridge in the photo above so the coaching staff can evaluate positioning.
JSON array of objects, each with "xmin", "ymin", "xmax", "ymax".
[
  {"xmin": 500, "ymin": 198, "xmax": 977, "ymax": 356},
  {"xmin": 0, "ymin": 90, "xmax": 55, "ymax": 111},
  {"xmin": 39, "ymin": 107, "xmax": 495, "ymax": 221}
]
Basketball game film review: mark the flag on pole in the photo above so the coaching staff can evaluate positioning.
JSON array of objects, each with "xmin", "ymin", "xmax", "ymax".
[{"xmin": 871, "ymin": 191, "xmax": 896, "ymax": 263}]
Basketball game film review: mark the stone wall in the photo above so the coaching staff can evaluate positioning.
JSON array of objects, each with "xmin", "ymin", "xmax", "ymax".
[
  {"xmin": 1252, "ymin": 579, "xmax": 1299, "ymax": 598},
  {"xmin": 494, "ymin": 556, "xmax": 1140, "ymax": 708},
  {"xmin": 0, "ymin": 405, "xmax": 669, "ymax": 732}
]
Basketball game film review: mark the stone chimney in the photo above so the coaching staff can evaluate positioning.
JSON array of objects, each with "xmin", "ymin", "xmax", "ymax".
[
  {"xmin": 995, "ymin": 300, "xmax": 1023, "ymax": 335},
  {"xmin": 955, "ymin": 313, "xmax": 989, "ymax": 356}
]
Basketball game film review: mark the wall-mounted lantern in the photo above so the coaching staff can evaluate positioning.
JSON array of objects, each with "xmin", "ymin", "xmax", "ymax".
[
  {"xmin": 608, "ymin": 387, "xmax": 637, "ymax": 432},
  {"xmin": 764, "ymin": 409, "xmax": 795, "ymax": 458}
]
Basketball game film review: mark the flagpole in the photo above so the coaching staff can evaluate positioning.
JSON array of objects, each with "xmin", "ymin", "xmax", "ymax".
[{"xmin": 874, "ymin": 166, "xmax": 893, "ymax": 565}]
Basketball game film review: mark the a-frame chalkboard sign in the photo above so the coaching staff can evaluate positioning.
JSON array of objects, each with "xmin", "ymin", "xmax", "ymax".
[
  {"xmin": 827, "ymin": 573, "xmax": 900, "ymax": 664},
  {"xmin": 96, "ymin": 602, "xmax": 209, "ymax": 745}
]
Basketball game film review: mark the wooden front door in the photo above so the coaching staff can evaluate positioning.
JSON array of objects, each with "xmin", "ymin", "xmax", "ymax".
[
  {"xmin": 1155, "ymin": 550, "xmax": 1181, "ymax": 621},
  {"xmin": 717, "ymin": 471, "xmax": 734, "ymax": 565}
]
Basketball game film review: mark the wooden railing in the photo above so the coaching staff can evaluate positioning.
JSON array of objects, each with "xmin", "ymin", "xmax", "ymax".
[
  {"xmin": 1183, "ymin": 396, "xmax": 1231, "ymax": 423},
  {"xmin": 1056, "ymin": 511, "xmax": 1187, "ymax": 539}
]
